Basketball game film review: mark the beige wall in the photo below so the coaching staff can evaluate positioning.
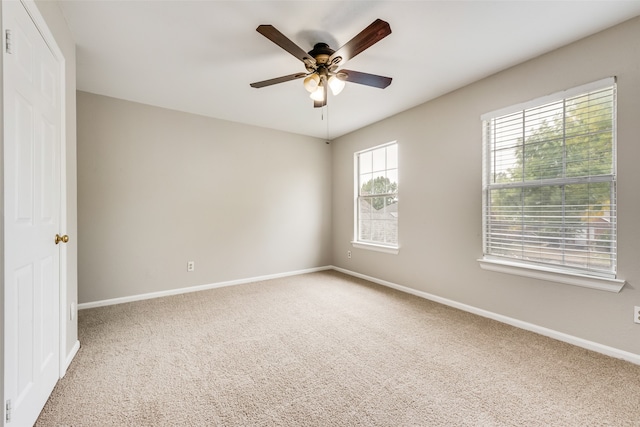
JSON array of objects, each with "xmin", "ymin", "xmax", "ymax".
[
  {"xmin": 331, "ymin": 16, "xmax": 640, "ymax": 355},
  {"xmin": 77, "ymin": 92, "xmax": 332, "ymax": 303}
]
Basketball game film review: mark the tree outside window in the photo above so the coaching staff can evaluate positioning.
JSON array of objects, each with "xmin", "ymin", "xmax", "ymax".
[
  {"xmin": 484, "ymin": 82, "xmax": 616, "ymax": 276},
  {"xmin": 356, "ymin": 143, "xmax": 398, "ymax": 247}
]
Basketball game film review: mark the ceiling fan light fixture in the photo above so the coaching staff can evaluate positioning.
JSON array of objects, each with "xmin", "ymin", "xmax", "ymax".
[
  {"xmin": 303, "ymin": 73, "xmax": 320, "ymax": 93},
  {"xmin": 328, "ymin": 75, "xmax": 346, "ymax": 96}
]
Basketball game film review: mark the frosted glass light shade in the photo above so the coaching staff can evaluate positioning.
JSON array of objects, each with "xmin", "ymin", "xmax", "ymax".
[
  {"xmin": 303, "ymin": 74, "xmax": 320, "ymax": 92},
  {"xmin": 328, "ymin": 75, "xmax": 345, "ymax": 95},
  {"xmin": 309, "ymin": 86, "xmax": 324, "ymax": 101}
]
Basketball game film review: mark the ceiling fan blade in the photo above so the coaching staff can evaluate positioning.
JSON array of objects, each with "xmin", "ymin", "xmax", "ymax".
[
  {"xmin": 250, "ymin": 72, "xmax": 306, "ymax": 88},
  {"xmin": 329, "ymin": 19, "xmax": 391, "ymax": 65},
  {"xmin": 256, "ymin": 25, "xmax": 316, "ymax": 67},
  {"xmin": 340, "ymin": 70, "xmax": 392, "ymax": 89}
]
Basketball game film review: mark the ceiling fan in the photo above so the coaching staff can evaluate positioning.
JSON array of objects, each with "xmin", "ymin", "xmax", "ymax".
[{"xmin": 250, "ymin": 19, "xmax": 392, "ymax": 108}]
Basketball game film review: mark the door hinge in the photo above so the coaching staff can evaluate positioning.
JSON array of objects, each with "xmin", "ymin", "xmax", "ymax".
[
  {"xmin": 5, "ymin": 399, "xmax": 11, "ymax": 423},
  {"xmin": 5, "ymin": 29, "xmax": 13, "ymax": 54}
]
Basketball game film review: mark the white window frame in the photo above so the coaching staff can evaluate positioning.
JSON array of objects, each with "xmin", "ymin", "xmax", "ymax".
[
  {"xmin": 479, "ymin": 78, "xmax": 625, "ymax": 292},
  {"xmin": 352, "ymin": 141, "xmax": 399, "ymax": 254}
]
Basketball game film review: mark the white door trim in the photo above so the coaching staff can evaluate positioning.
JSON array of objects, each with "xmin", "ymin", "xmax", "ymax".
[{"xmin": 19, "ymin": 0, "xmax": 69, "ymax": 380}]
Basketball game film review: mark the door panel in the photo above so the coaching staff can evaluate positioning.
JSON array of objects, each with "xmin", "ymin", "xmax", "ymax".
[
  {"xmin": 14, "ymin": 95, "xmax": 34, "ymax": 223},
  {"xmin": 15, "ymin": 264, "xmax": 34, "ymax": 400},
  {"xmin": 3, "ymin": 1, "xmax": 62, "ymax": 425},
  {"xmin": 40, "ymin": 119, "xmax": 56, "ymax": 223}
]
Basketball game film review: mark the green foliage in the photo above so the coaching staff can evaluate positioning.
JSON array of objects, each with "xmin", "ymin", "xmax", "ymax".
[
  {"xmin": 489, "ymin": 90, "xmax": 615, "ymax": 260},
  {"xmin": 500, "ymin": 93, "xmax": 613, "ymax": 184},
  {"xmin": 361, "ymin": 176, "xmax": 398, "ymax": 210}
]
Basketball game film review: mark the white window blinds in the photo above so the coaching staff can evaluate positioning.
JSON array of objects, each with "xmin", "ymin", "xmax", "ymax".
[{"xmin": 482, "ymin": 79, "xmax": 617, "ymax": 278}]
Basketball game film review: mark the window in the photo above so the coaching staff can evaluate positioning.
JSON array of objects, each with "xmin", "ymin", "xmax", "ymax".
[
  {"xmin": 354, "ymin": 142, "xmax": 398, "ymax": 252},
  {"xmin": 481, "ymin": 78, "xmax": 623, "ymax": 290}
]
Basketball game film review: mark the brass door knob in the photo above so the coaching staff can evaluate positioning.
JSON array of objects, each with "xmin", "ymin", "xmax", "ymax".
[{"xmin": 55, "ymin": 234, "xmax": 69, "ymax": 244}]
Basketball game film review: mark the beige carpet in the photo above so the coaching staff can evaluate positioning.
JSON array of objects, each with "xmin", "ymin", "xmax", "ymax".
[{"xmin": 37, "ymin": 270, "xmax": 640, "ymax": 426}]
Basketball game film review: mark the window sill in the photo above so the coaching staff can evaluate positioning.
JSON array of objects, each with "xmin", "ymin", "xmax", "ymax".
[
  {"xmin": 351, "ymin": 241, "xmax": 399, "ymax": 255},
  {"xmin": 478, "ymin": 257, "xmax": 625, "ymax": 293}
]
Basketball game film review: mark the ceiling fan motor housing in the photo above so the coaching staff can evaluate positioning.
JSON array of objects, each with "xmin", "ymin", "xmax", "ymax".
[
  {"xmin": 306, "ymin": 43, "xmax": 340, "ymax": 73},
  {"xmin": 308, "ymin": 43, "xmax": 335, "ymax": 60}
]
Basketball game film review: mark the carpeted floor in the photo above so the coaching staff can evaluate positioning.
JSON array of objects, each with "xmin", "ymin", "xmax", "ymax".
[{"xmin": 36, "ymin": 270, "xmax": 640, "ymax": 426}]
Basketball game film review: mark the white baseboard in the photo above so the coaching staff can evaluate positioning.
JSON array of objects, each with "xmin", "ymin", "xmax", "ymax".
[
  {"xmin": 61, "ymin": 340, "xmax": 80, "ymax": 377},
  {"xmin": 331, "ymin": 266, "xmax": 640, "ymax": 366},
  {"xmin": 78, "ymin": 266, "xmax": 333, "ymax": 310}
]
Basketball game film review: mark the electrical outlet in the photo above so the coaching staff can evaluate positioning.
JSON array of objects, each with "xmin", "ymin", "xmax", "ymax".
[
  {"xmin": 347, "ymin": 251, "xmax": 352, "ymax": 259},
  {"xmin": 634, "ymin": 306, "xmax": 640, "ymax": 324},
  {"xmin": 187, "ymin": 261, "xmax": 195, "ymax": 272}
]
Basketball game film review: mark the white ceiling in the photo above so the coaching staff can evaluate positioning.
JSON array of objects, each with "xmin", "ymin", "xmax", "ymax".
[{"xmin": 57, "ymin": 1, "xmax": 640, "ymax": 139}]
